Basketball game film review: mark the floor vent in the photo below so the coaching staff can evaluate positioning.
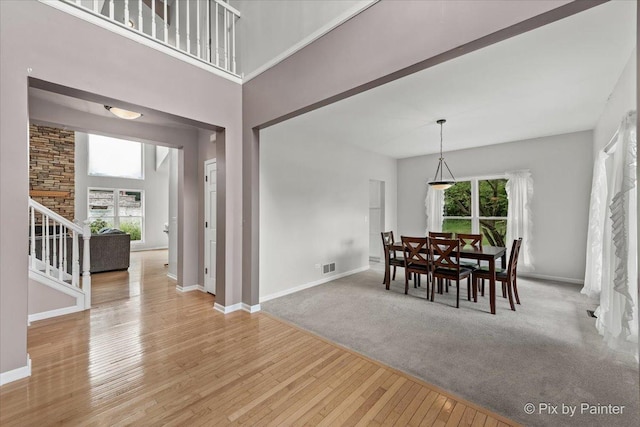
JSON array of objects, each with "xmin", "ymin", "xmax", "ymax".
[
  {"xmin": 322, "ymin": 263, "xmax": 335, "ymax": 274},
  {"xmin": 587, "ymin": 310, "xmax": 597, "ymax": 318}
]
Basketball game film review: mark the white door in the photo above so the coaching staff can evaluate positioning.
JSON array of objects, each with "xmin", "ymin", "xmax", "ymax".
[{"xmin": 204, "ymin": 160, "xmax": 217, "ymax": 294}]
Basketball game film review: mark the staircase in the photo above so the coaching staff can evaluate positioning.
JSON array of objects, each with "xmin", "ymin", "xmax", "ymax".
[{"xmin": 29, "ymin": 199, "xmax": 91, "ymax": 317}]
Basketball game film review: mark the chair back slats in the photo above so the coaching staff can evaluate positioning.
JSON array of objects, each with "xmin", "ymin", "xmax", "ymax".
[
  {"xmin": 457, "ymin": 233, "xmax": 482, "ymax": 249},
  {"xmin": 428, "ymin": 232, "xmax": 453, "ymax": 239},
  {"xmin": 401, "ymin": 236, "xmax": 428, "ymax": 268},
  {"xmin": 381, "ymin": 231, "xmax": 396, "ymax": 259},
  {"xmin": 429, "ymin": 238, "xmax": 461, "ymax": 272},
  {"xmin": 506, "ymin": 238, "xmax": 523, "ymax": 282},
  {"xmin": 381, "ymin": 231, "xmax": 394, "ymax": 247}
]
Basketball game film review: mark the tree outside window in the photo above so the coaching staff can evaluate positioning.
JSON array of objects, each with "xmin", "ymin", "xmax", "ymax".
[{"xmin": 443, "ymin": 178, "xmax": 508, "ymax": 246}]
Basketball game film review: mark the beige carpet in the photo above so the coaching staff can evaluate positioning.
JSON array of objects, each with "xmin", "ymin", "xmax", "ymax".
[{"xmin": 262, "ymin": 265, "xmax": 639, "ymax": 426}]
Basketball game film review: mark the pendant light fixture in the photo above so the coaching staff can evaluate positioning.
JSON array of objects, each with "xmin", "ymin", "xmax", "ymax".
[{"xmin": 428, "ymin": 119, "xmax": 456, "ymax": 190}]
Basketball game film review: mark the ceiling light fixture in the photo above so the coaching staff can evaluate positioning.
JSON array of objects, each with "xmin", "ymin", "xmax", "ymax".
[
  {"xmin": 104, "ymin": 105, "xmax": 143, "ymax": 120},
  {"xmin": 428, "ymin": 119, "xmax": 456, "ymax": 190}
]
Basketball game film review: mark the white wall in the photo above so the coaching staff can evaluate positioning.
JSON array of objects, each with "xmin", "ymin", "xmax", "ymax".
[
  {"xmin": 75, "ymin": 132, "xmax": 171, "ymax": 251},
  {"xmin": 398, "ymin": 131, "xmax": 593, "ymax": 283},
  {"xmin": 593, "ymin": 48, "xmax": 637, "ymax": 154},
  {"xmin": 260, "ymin": 126, "xmax": 397, "ymax": 300},
  {"xmin": 232, "ymin": 0, "xmax": 374, "ymax": 78}
]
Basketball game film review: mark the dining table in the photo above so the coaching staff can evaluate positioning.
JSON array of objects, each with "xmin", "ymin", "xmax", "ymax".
[{"xmin": 387, "ymin": 242, "xmax": 507, "ymax": 314}]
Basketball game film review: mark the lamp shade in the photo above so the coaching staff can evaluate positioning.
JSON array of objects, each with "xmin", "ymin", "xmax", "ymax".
[{"xmin": 104, "ymin": 105, "xmax": 143, "ymax": 120}]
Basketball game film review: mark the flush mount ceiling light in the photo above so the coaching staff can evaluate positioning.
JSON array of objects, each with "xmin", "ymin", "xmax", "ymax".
[
  {"xmin": 428, "ymin": 119, "xmax": 456, "ymax": 190},
  {"xmin": 104, "ymin": 105, "xmax": 143, "ymax": 120}
]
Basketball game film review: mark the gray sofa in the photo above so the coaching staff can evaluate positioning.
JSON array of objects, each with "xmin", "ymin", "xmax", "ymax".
[
  {"xmin": 80, "ymin": 233, "xmax": 131, "ymax": 273},
  {"xmin": 33, "ymin": 232, "xmax": 131, "ymax": 273}
]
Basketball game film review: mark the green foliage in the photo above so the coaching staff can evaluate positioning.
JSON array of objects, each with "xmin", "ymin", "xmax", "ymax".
[
  {"xmin": 443, "ymin": 179, "xmax": 508, "ymax": 247},
  {"xmin": 90, "ymin": 218, "xmax": 110, "ymax": 234},
  {"xmin": 478, "ymin": 179, "xmax": 508, "ymax": 217},
  {"xmin": 119, "ymin": 221, "xmax": 142, "ymax": 241},
  {"xmin": 442, "ymin": 219, "xmax": 471, "ymax": 235},
  {"xmin": 444, "ymin": 181, "xmax": 471, "ymax": 216}
]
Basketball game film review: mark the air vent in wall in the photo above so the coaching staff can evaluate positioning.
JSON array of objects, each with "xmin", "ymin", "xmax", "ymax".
[{"xmin": 322, "ymin": 263, "xmax": 336, "ymax": 274}]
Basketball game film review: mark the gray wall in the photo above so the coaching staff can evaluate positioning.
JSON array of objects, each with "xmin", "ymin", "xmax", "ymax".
[
  {"xmin": 0, "ymin": 0, "xmax": 242, "ymax": 375},
  {"xmin": 398, "ymin": 131, "xmax": 593, "ymax": 283},
  {"xmin": 28, "ymin": 279, "xmax": 76, "ymax": 315},
  {"xmin": 259, "ymin": 125, "xmax": 397, "ymax": 300},
  {"xmin": 75, "ymin": 133, "xmax": 171, "ymax": 251},
  {"xmin": 232, "ymin": 0, "xmax": 372, "ymax": 78}
]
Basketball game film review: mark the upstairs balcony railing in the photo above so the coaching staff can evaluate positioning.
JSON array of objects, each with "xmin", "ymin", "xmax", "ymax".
[{"xmin": 60, "ymin": 0, "xmax": 240, "ymax": 77}]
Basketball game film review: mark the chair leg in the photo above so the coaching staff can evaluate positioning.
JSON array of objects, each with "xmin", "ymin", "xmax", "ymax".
[
  {"xmin": 513, "ymin": 277, "xmax": 521, "ymax": 304},
  {"xmin": 455, "ymin": 280, "xmax": 460, "ymax": 308},
  {"xmin": 506, "ymin": 280, "xmax": 516, "ymax": 311},
  {"xmin": 481, "ymin": 279, "xmax": 485, "ymax": 296},
  {"xmin": 404, "ymin": 269, "xmax": 409, "ymax": 295},
  {"xmin": 467, "ymin": 278, "xmax": 471, "ymax": 301},
  {"xmin": 502, "ymin": 282, "xmax": 507, "ymax": 298},
  {"xmin": 472, "ymin": 277, "xmax": 478, "ymax": 302},
  {"xmin": 431, "ymin": 277, "xmax": 436, "ymax": 302},
  {"xmin": 392, "ymin": 266, "xmax": 397, "ymax": 281}
]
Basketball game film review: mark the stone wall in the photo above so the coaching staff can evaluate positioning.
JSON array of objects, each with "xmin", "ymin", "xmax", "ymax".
[{"xmin": 29, "ymin": 124, "xmax": 75, "ymax": 221}]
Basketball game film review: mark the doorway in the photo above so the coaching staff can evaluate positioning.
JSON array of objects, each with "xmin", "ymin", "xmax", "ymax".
[
  {"xmin": 204, "ymin": 159, "xmax": 217, "ymax": 294},
  {"xmin": 369, "ymin": 180, "xmax": 385, "ymax": 261}
]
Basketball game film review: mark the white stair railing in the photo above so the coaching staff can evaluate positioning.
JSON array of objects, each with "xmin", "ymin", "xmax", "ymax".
[
  {"xmin": 29, "ymin": 199, "xmax": 91, "ymax": 307},
  {"xmin": 59, "ymin": 0, "xmax": 241, "ymax": 77}
]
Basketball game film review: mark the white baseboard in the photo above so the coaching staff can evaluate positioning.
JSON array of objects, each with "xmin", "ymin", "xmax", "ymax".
[
  {"xmin": 0, "ymin": 355, "xmax": 31, "ymax": 386},
  {"xmin": 260, "ymin": 265, "xmax": 370, "ymax": 303},
  {"xmin": 167, "ymin": 273, "xmax": 177, "ymax": 281},
  {"xmin": 28, "ymin": 305, "xmax": 84, "ymax": 323},
  {"xmin": 176, "ymin": 284, "xmax": 205, "ymax": 293},
  {"xmin": 213, "ymin": 302, "xmax": 243, "ymax": 314},
  {"xmin": 518, "ymin": 272, "xmax": 583, "ymax": 285},
  {"xmin": 212, "ymin": 302, "xmax": 261, "ymax": 314},
  {"xmin": 242, "ymin": 303, "xmax": 261, "ymax": 313}
]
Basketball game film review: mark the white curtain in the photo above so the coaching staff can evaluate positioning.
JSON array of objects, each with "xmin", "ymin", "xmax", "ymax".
[
  {"xmin": 594, "ymin": 111, "xmax": 638, "ymax": 358},
  {"xmin": 505, "ymin": 170, "xmax": 533, "ymax": 270},
  {"xmin": 581, "ymin": 151, "xmax": 609, "ymax": 297},
  {"xmin": 424, "ymin": 186, "xmax": 444, "ymax": 234}
]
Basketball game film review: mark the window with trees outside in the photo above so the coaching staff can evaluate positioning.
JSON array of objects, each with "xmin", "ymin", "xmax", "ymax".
[
  {"xmin": 88, "ymin": 188, "xmax": 144, "ymax": 242},
  {"xmin": 443, "ymin": 178, "xmax": 508, "ymax": 247}
]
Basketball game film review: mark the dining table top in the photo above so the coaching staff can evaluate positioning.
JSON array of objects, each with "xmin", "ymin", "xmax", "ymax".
[{"xmin": 390, "ymin": 242, "xmax": 506, "ymax": 260}]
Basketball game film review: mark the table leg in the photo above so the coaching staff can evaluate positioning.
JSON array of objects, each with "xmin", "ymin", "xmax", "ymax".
[{"xmin": 489, "ymin": 258, "xmax": 496, "ymax": 315}]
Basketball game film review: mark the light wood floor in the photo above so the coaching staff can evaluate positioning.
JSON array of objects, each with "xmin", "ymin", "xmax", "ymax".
[{"xmin": 1, "ymin": 251, "xmax": 518, "ymax": 426}]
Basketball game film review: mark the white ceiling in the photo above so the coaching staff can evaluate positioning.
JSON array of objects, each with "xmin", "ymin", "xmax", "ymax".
[{"xmin": 268, "ymin": 0, "xmax": 636, "ymax": 159}]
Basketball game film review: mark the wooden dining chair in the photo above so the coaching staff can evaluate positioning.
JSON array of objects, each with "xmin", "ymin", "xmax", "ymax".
[
  {"xmin": 457, "ymin": 233, "xmax": 483, "ymax": 270},
  {"xmin": 381, "ymin": 231, "xmax": 404, "ymax": 289},
  {"xmin": 428, "ymin": 231, "xmax": 453, "ymax": 239},
  {"xmin": 472, "ymin": 238, "xmax": 523, "ymax": 311},
  {"xmin": 401, "ymin": 236, "xmax": 430, "ymax": 296},
  {"xmin": 428, "ymin": 238, "xmax": 473, "ymax": 308}
]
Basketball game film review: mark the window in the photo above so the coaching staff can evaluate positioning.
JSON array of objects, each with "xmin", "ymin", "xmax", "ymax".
[
  {"xmin": 443, "ymin": 178, "xmax": 508, "ymax": 246},
  {"xmin": 88, "ymin": 134, "xmax": 143, "ymax": 179},
  {"xmin": 88, "ymin": 188, "xmax": 144, "ymax": 242}
]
